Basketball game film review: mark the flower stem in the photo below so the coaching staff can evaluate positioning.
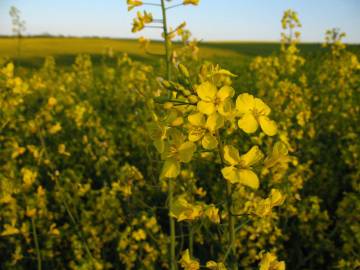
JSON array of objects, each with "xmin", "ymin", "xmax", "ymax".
[
  {"xmin": 160, "ymin": 0, "xmax": 171, "ymax": 81},
  {"xmin": 216, "ymin": 131, "xmax": 238, "ymax": 270},
  {"xmin": 168, "ymin": 178, "xmax": 177, "ymax": 270},
  {"xmin": 31, "ymin": 217, "xmax": 42, "ymax": 270},
  {"xmin": 188, "ymin": 223, "xmax": 194, "ymax": 256}
]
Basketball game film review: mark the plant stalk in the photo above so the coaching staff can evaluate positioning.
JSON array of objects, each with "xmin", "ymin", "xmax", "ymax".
[
  {"xmin": 160, "ymin": 0, "xmax": 171, "ymax": 81},
  {"xmin": 31, "ymin": 217, "xmax": 42, "ymax": 270},
  {"xmin": 216, "ymin": 131, "xmax": 238, "ymax": 270},
  {"xmin": 168, "ymin": 178, "xmax": 177, "ymax": 270}
]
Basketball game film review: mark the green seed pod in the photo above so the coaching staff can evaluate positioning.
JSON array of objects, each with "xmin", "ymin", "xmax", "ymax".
[{"xmin": 179, "ymin": 63, "xmax": 190, "ymax": 78}]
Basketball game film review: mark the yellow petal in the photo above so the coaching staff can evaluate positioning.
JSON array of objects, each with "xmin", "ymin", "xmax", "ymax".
[
  {"xmin": 161, "ymin": 158, "xmax": 180, "ymax": 178},
  {"xmin": 254, "ymin": 97, "xmax": 271, "ymax": 116},
  {"xmin": 238, "ymin": 113, "xmax": 258, "ymax": 133},
  {"xmin": 188, "ymin": 112, "xmax": 205, "ymax": 126},
  {"xmin": 236, "ymin": 93, "xmax": 255, "ymax": 114},
  {"xmin": 197, "ymin": 101, "xmax": 216, "ymax": 115},
  {"xmin": 238, "ymin": 169, "xmax": 259, "ymax": 189},
  {"xmin": 168, "ymin": 128, "xmax": 185, "ymax": 147},
  {"xmin": 188, "ymin": 127, "xmax": 205, "ymax": 142},
  {"xmin": 1, "ymin": 224, "xmax": 20, "ymax": 236},
  {"xmin": 221, "ymin": 166, "xmax": 240, "ymax": 184},
  {"xmin": 217, "ymin": 85, "xmax": 235, "ymax": 101},
  {"xmin": 202, "ymin": 133, "xmax": 218, "ymax": 149},
  {"xmin": 153, "ymin": 139, "xmax": 165, "ymax": 153},
  {"xmin": 178, "ymin": 141, "xmax": 196, "ymax": 163},
  {"xmin": 206, "ymin": 113, "xmax": 224, "ymax": 132},
  {"xmin": 270, "ymin": 189, "xmax": 285, "ymax": 207},
  {"xmin": 240, "ymin": 145, "xmax": 264, "ymax": 167},
  {"xmin": 223, "ymin": 145, "xmax": 241, "ymax": 165},
  {"xmin": 196, "ymin": 81, "xmax": 217, "ymax": 102},
  {"xmin": 218, "ymin": 98, "xmax": 234, "ymax": 117},
  {"xmin": 259, "ymin": 115, "xmax": 277, "ymax": 136}
]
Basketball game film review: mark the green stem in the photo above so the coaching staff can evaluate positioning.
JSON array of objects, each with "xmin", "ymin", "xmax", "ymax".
[
  {"xmin": 168, "ymin": 178, "xmax": 177, "ymax": 270},
  {"xmin": 188, "ymin": 223, "xmax": 193, "ymax": 256},
  {"xmin": 216, "ymin": 131, "xmax": 238, "ymax": 270},
  {"xmin": 160, "ymin": 0, "xmax": 171, "ymax": 81},
  {"xmin": 31, "ymin": 217, "xmax": 42, "ymax": 270}
]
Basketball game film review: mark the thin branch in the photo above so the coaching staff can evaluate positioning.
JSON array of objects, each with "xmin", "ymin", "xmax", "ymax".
[{"xmin": 166, "ymin": 3, "xmax": 184, "ymax": 10}]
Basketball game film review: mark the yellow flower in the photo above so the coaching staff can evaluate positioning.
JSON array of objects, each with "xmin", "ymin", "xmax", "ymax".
[
  {"xmin": 196, "ymin": 81, "xmax": 234, "ymax": 116},
  {"xmin": 132, "ymin": 11, "xmax": 153, "ymax": 33},
  {"xmin": 254, "ymin": 189, "xmax": 284, "ymax": 217},
  {"xmin": 1, "ymin": 224, "xmax": 20, "ymax": 237},
  {"xmin": 21, "ymin": 168, "xmax": 37, "ymax": 189},
  {"xmin": 58, "ymin": 144, "xmax": 71, "ymax": 156},
  {"xmin": 127, "ymin": 0, "xmax": 143, "ymax": 11},
  {"xmin": 47, "ymin": 97, "xmax": 57, "ymax": 108},
  {"xmin": 170, "ymin": 195, "xmax": 203, "ymax": 222},
  {"xmin": 264, "ymin": 141, "xmax": 290, "ymax": 168},
  {"xmin": 48, "ymin": 122, "xmax": 62, "ymax": 134},
  {"xmin": 236, "ymin": 93, "xmax": 277, "ymax": 136},
  {"xmin": 187, "ymin": 112, "xmax": 223, "ymax": 149},
  {"xmin": 139, "ymin": 36, "xmax": 150, "ymax": 50},
  {"xmin": 132, "ymin": 229, "xmax": 147, "ymax": 241},
  {"xmin": 179, "ymin": 249, "xmax": 200, "ymax": 270},
  {"xmin": 183, "ymin": 0, "xmax": 200, "ymax": 5},
  {"xmin": 259, "ymin": 252, "xmax": 285, "ymax": 270},
  {"xmin": 204, "ymin": 204, "xmax": 220, "ymax": 223},
  {"xmin": 161, "ymin": 129, "xmax": 196, "ymax": 178},
  {"xmin": 206, "ymin": 261, "xmax": 227, "ymax": 270},
  {"xmin": 148, "ymin": 122, "xmax": 167, "ymax": 153},
  {"xmin": 254, "ymin": 198, "xmax": 272, "ymax": 217},
  {"xmin": 221, "ymin": 145, "xmax": 264, "ymax": 189}
]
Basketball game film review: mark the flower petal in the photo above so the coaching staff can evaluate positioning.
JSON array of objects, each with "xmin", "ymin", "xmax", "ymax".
[
  {"xmin": 206, "ymin": 113, "xmax": 224, "ymax": 132},
  {"xmin": 236, "ymin": 93, "xmax": 255, "ymax": 114},
  {"xmin": 240, "ymin": 145, "xmax": 264, "ymax": 167},
  {"xmin": 196, "ymin": 81, "xmax": 217, "ymax": 102},
  {"xmin": 188, "ymin": 128, "xmax": 205, "ymax": 142},
  {"xmin": 188, "ymin": 112, "xmax": 205, "ymax": 126},
  {"xmin": 223, "ymin": 145, "xmax": 241, "ymax": 165},
  {"xmin": 202, "ymin": 133, "xmax": 218, "ymax": 149},
  {"xmin": 178, "ymin": 141, "xmax": 196, "ymax": 163},
  {"xmin": 238, "ymin": 169, "xmax": 259, "ymax": 189},
  {"xmin": 197, "ymin": 101, "xmax": 216, "ymax": 115},
  {"xmin": 153, "ymin": 139, "xmax": 165, "ymax": 153},
  {"xmin": 259, "ymin": 115, "xmax": 277, "ymax": 136},
  {"xmin": 254, "ymin": 97, "xmax": 271, "ymax": 116},
  {"xmin": 217, "ymin": 85, "xmax": 235, "ymax": 101},
  {"xmin": 161, "ymin": 158, "xmax": 180, "ymax": 178},
  {"xmin": 221, "ymin": 166, "xmax": 240, "ymax": 184},
  {"xmin": 238, "ymin": 113, "xmax": 258, "ymax": 134},
  {"xmin": 218, "ymin": 98, "xmax": 234, "ymax": 117}
]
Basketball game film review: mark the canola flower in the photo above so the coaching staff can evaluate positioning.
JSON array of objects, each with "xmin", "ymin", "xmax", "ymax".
[
  {"xmin": 221, "ymin": 145, "xmax": 264, "ymax": 189},
  {"xmin": 160, "ymin": 129, "xmax": 196, "ymax": 178},
  {"xmin": 183, "ymin": 0, "xmax": 200, "ymax": 6},
  {"xmin": 127, "ymin": 0, "xmax": 143, "ymax": 11},
  {"xmin": 236, "ymin": 93, "xmax": 277, "ymax": 136},
  {"xmin": 254, "ymin": 189, "xmax": 285, "ymax": 217},
  {"xmin": 187, "ymin": 112, "xmax": 223, "ymax": 149},
  {"xmin": 196, "ymin": 81, "xmax": 234, "ymax": 117},
  {"xmin": 206, "ymin": 261, "xmax": 227, "ymax": 270},
  {"xmin": 259, "ymin": 252, "xmax": 285, "ymax": 270},
  {"xmin": 179, "ymin": 249, "xmax": 200, "ymax": 270},
  {"xmin": 132, "ymin": 11, "xmax": 153, "ymax": 33}
]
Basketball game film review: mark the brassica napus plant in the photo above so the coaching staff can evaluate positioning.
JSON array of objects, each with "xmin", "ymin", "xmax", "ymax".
[{"xmin": 126, "ymin": 2, "xmax": 288, "ymax": 269}]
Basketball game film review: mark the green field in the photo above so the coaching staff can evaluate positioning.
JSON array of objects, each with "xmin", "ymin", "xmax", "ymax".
[{"xmin": 2, "ymin": 37, "xmax": 359, "ymax": 68}]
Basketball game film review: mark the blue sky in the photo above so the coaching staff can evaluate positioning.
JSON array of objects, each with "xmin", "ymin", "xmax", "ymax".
[{"xmin": 1, "ymin": 0, "xmax": 359, "ymax": 43}]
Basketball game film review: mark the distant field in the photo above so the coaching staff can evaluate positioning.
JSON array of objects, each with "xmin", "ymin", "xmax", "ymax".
[
  {"xmin": 1, "ymin": 37, "xmax": 359, "ymax": 69},
  {"xmin": 0, "ymin": 37, "xmax": 240, "ymax": 66}
]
